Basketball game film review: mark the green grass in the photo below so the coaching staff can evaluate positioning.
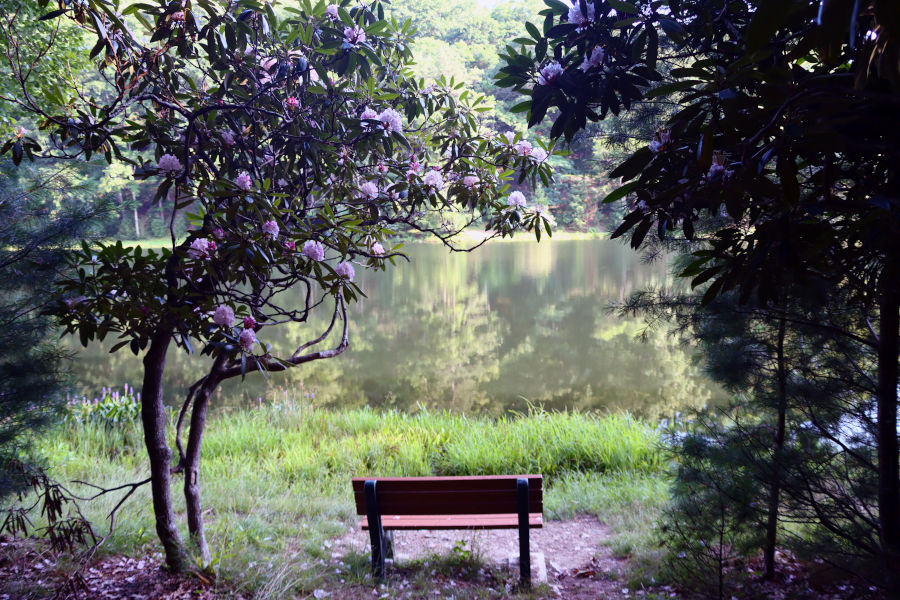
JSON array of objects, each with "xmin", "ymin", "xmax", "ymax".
[{"xmin": 30, "ymin": 401, "xmax": 667, "ymax": 597}]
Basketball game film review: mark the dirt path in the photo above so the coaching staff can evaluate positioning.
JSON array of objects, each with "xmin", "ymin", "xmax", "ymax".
[{"xmin": 331, "ymin": 514, "xmax": 645, "ymax": 598}]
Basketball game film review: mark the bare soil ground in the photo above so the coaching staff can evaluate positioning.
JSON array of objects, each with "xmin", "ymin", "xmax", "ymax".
[{"xmin": 0, "ymin": 521, "xmax": 891, "ymax": 599}]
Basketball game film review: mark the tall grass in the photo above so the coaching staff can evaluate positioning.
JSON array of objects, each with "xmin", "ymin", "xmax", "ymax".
[{"xmin": 33, "ymin": 400, "xmax": 666, "ymax": 596}]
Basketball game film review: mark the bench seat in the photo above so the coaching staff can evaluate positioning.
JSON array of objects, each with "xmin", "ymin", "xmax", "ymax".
[{"xmin": 362, "ymin": 512, "xmax": 543, "ymax": 530}]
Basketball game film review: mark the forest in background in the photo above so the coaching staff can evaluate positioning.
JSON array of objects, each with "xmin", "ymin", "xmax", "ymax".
[{"xmin": 0, "ymin": 0, "xmax": 628, "ymax": 239}]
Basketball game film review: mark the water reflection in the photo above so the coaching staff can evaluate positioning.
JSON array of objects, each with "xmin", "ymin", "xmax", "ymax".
[{"xmin": 70, "ymin": 239, "xmax": 723, "ymax": 418}]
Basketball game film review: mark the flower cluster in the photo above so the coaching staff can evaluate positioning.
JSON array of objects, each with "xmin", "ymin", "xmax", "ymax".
[
  {"xmin": 239, "ymin": 328, "xmax": 257, "ymax": 352},
  {"xmin": 188, "ymin": 238, "xmax": 214, "ymax": 260},
  {"xmin": 158, "ymin": 153, "xmax": 182, "ymax": 174},
  {"xmin": 649, "ymin": 129, "xmax": 672, "ymax": 153},
  {"xmin": 263, "ymin": 220, "xmax": 279, "ymax": 236},
  {"xmin": 335, "ymin": 261, "xmax": 355, "ymax": 281},
  {"xmin": 358, "ymin": 181, "xmax": 379, "ymax": 200},
  {"xmin": 302, "ymin": 240, "xmax": 326, "ymax": 261},
  {"xmin": 580, "ymin": 47, "xmax": 605, "ymax": 71},
  {"xmin": 507, "ymin": 191, "xmax": 527, "ymax": 208},
  {"xmin": 214, "ymin": 305, "xmax": 235, "ymax": 327},
  {"xmin": 514, "ymin": 139, "xmax": 533, "ymax": 156},
  {"xmin": 423, "ymin": 169, "xmax": 444, "ymax": 191},
  {"xmin": 537, "ymin": 61, "xmax": 564, "ymax": 86},
  {"xmin": 235, "ymin": 171, "xmax": 253, "ymax": 191},
  {"xmin": 377, "ymin": 108, "xmax": 403, "ymax": 134},
  {"xmin": 370, "ymin": 242, "xmax": 385, "ymax": 256},
  {"xmin": 325, "ymin": 4, "xmax": 338, "ymax": 19},
  {"xmin": 343, "ymin": 25, "xmax": 366, "ymax": 48},
  {"xmin": 568, "ymin": 1, "xmax": 595, "ymax": 26}
]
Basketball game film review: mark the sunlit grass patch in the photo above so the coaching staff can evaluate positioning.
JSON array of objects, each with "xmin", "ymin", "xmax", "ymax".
[{"xmin": 31, "ymin": 400, "xmax": 666, "ymax": 597}]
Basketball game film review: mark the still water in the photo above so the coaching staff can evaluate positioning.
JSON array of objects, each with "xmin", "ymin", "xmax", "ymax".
[{"xmin": 70, "ymin": 239, "xmax": 723, "ymax": 419}]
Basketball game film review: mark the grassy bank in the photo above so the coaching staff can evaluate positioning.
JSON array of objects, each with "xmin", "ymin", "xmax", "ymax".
[{"xmin": 36, "ymin": 402, "xmax": 666, "ymax": 597}]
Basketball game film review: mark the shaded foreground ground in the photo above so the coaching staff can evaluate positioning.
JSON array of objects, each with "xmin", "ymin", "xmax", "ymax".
[{"xmin": 1, "ymin": 516, "xmax": 889, "ymax": 600}]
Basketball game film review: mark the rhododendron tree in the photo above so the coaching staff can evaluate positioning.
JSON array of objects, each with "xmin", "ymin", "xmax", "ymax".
[{"xmin": 2, "ymin": 0, "xmax": 555, "ymax": 570}]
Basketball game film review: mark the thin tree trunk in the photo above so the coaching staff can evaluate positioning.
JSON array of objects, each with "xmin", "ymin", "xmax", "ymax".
[
  {"xmin": 183, "ymin": 357, "xmax": 225, "ymax": 567},
  {"xmin": 764, "ymin": 314, "xmax": 787, "ymax": 580},
  {"xmin": 877, "ymin": 264, "xmax": 900, "ymax": 590},
  {"xmin": 141, "ymin": 326, "xmax": 189, "ymax": 572}
]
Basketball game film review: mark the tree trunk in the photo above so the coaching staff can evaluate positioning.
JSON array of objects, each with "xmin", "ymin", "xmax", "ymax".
[
  {"xmin": 764, "ymin": 314, "xmax": 788, "ymax": 580},
  {"xmin": 877, "ymin": 264, "xmax": 900, "ymax": 589},
  {"xmin": 141, "ymin": 326, "xmax": 190, "ymax": 572},
  {"xmin": 183, "ymin": 358, "xmax": 225, "ymax": 567},
  {"xmin": 130, "ymin": 189, "xmax": 141, "ymax": 238}
]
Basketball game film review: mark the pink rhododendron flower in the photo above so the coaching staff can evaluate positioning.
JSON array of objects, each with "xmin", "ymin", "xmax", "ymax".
[
  {"xmin": 377, "ymin": 163, "xmax": 387, "ymax": 173},
  {"xmin": 507, "ymin": 191, "xmax": 527, "ymax": 208},
  {"xmin": 262, "ymin": 220, "xmax": 279, "ymax": 236},
  {"xmin": 580, "ymin": 46, "xmax": 605, "ymax": 71},
  {"xmin": 335, "ymin": 261, "xmax": 355, "ymax": 281},
  {"xmin": 358, "ymin": 181, "xmax": 379, "ymax": 200},
  {"xmin": 188, "ymin": 238, "xmax": 213, "ymax": 260},
  {"xmin": 213, "ymin": 227, "xmax": 225, "ymax": 239},
  {"xmin": 158, "ymin": 153, "xmax": 182, "ymax": 174},
  {"xmin": 284, "ymin": 240, "xmax": 295, "ymax": 251},
  {"xmin": 371, "ymin": 242, "xmax": 385, "ymax": 256},
  {"xmin": 568, "ymin": 1, "xmax": 595, "ymax": 26},
  {"xmin": 423, "ymin": 170, "xmax": 444, "ymax": 191},
  {"xmin": 503, "ymin": 131, "xmax": 516, "ymax": 145},
  {"xmin": 325, "ymin": 4, "xmax": 339, "ymax": 19},
  {"xmin": 514, "ymin": 140, "xmax": 533, "ymax": 156},
  {"xmin": 171, "ymin": 11, "xmax": 185, "ymax": 22},
  {"xmin": 243, "ymin": 315, "xmax": 256, "ymax": 329},
  {"xmin": 221, "ymin": 130, "xmax": 235, "ymax": 146},
  {"xmin": 285, "ymin": 96, "xmax": 300, "ymax": 111},
  {"xmin": 463, "ymin": 175, "xmax": 479, "ymax": 188},
  {"xmin": 537, "ymin": 61, "xmax": 564, "ymax": 86},
  {"xmin": 377, "ymin": 108, "xmax": 403, "ymax": 133},
  {"xmin": 530, "ymin": 148, "xmax": 549, "ymax": 163},
  {"xmin": 235, "ymin": 171, "xmax": 252, "ymax": 191},
  {"xmin": 213, "ymin": 305, "xmax": 235, "ymax": 327},
  {"xmin": 239, "ymin": 328, "xmax": 257, "ymax": 352},
  {"xmin": 302, "ymin": 240, "xmax": 326, "ymax": 261},
  {"xmin": 343, "ymin": 25, "xmax": 366, "ymax": 48}
]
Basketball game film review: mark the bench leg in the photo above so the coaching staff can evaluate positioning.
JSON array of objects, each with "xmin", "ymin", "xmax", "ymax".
[
  {"xmin": 383, "ymin": 530, "xmax": 394, "ymax": 559},
  {"xmin": 517, "ymin": 478, "xmax": 531, "ymax": 589},
  {"xmin": 365, "ymin": 480, "xmax": 386, "ymax": 579}
]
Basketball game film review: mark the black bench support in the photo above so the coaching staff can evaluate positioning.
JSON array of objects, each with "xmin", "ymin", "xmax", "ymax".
[
  {"xmin": 364, "ymin": 480, "xmax": 385, "ymax": 579},
  {"xmin": 517, "ymin": 477, "xmax": 531, "ymax": 588}
]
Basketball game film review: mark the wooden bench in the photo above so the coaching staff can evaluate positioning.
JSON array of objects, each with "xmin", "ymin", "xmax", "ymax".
[{"xmin": 351, "ymin": 475, "xmax": 543, "ymax": 587}]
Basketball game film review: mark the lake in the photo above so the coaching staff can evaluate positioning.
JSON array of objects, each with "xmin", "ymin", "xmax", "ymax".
[{"xmin": 69, "ymin": 238, "xmax": 723, "ymax": 419}]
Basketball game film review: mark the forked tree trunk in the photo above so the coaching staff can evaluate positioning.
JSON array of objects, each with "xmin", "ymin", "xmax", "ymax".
[
  {"xmin": 183, "ymin": 357, "xmax": 226, "ymax": 567},
  {"xmin": 764, "ymin": 315, "xmax": 787, "ymax": 580},
  {"xmin": 141, "ymin": 326, "xmax": 190, "ymax": 572},
  {"xmin": 877, "ymin": 264, "xmax": 900, "ymax": 590}
]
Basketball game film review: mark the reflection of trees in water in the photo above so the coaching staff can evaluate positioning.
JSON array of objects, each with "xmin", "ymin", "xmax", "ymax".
[{"xmin": 69, "ymin": 241, "xmax": 721, "ymax": 417}]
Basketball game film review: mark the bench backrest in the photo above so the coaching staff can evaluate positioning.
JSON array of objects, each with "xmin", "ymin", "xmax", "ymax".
[{"xmin": 352, "ymin": 475, "xmax": 543, "ymax": 516}]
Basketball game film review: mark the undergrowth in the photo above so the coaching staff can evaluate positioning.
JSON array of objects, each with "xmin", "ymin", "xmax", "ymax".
[{"xmin": 26, "ymin": 399, "xmax": 667, "ymax": 598}]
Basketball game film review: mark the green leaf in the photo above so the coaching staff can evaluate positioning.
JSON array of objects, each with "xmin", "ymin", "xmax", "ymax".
[
  {"xmin": 603, "ymin": 181, "xmax": 640, "ymax": 204},
  {"xmin": 608, "ymin": 0, "xmax": 639, "ymax": 13},
  {"xmin": 609, "ymin": 148, "xmax": 653, "ymax": 181}
]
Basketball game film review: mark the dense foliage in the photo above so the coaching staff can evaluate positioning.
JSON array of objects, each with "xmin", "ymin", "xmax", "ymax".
[
  {"xmin": 0, "ymin": 161, "xmax": 105, "ymax": 498},
  {"xmin": 499, "ymin": 0, "xmax": 900, "ymax": 592},
  {"xmin": 1, "ymin": 0, "xmax": 560, "ymax": 571}
]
